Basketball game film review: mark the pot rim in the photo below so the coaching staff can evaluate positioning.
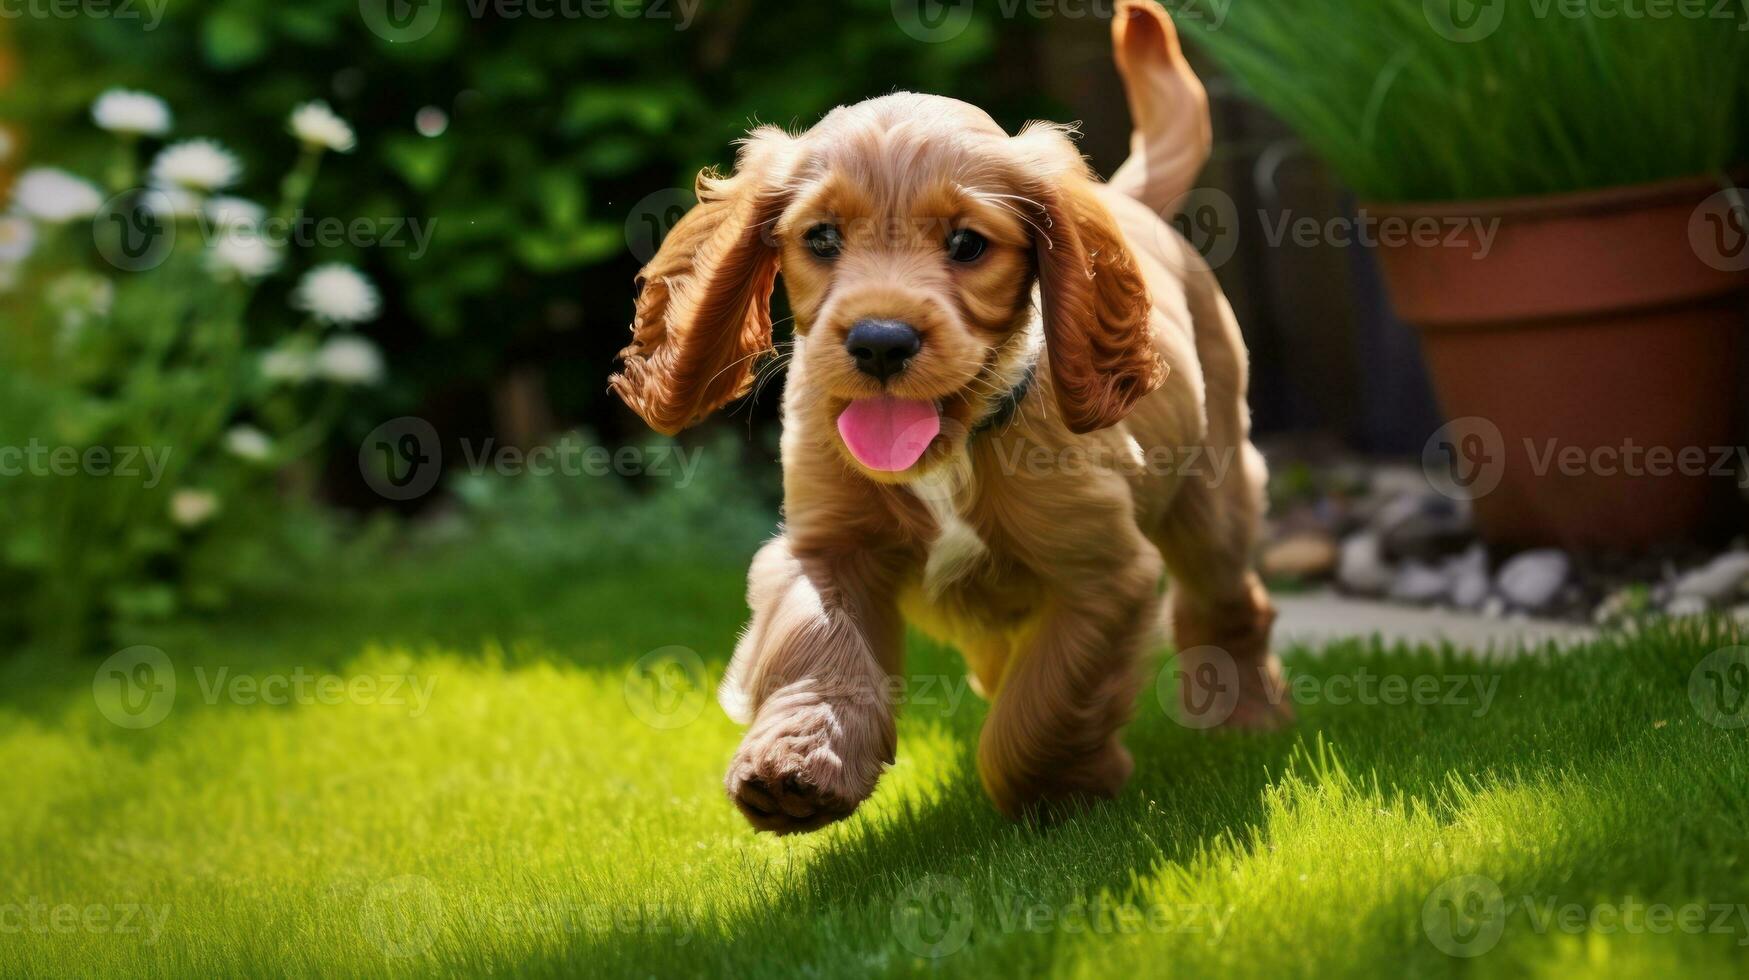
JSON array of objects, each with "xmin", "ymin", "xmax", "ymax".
[{"xmin": 1360, "ymin": 169, "xmax": 1748, "ymax": 222}]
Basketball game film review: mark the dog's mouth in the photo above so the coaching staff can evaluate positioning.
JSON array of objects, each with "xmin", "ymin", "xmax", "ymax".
[{"xmin": 835, "ymin": 396, "xmax": 943, "ymax": 472}]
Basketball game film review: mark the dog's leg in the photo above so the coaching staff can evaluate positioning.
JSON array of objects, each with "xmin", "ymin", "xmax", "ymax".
[
  {"xmin": 720, "ymin": 535, "xmax": 904, "ymax": 834},
  {"xmin": 1154, "ymin": 442, "xmax": 1293, "ymax": 731},
  {"xmin": 1108, "ymin": 0, "xmax": 1213, "ymax": 217},
  {"xmin": 975, "ymin": 532, "xmax": 1164, "ymax": 819}
]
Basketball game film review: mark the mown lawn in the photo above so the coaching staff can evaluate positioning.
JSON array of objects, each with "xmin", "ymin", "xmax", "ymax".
[{"xmin": 2, "ymin": 538, "xmax": 1748, "ymax": 978}]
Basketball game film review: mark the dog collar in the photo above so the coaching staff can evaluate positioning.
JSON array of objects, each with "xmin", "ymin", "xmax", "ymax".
[{"xmin": 970, "ymin": 360, "xmax": 1037, "ymax": 438}]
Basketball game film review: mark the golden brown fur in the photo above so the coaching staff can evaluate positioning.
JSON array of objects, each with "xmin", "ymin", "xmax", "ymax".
[{"xmin": 611, "ymin": 1, "xmax": 1289, "ymax": 833}]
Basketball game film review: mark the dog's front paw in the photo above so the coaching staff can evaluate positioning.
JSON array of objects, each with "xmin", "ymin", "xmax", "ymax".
[{"xmin": 725, "ymin": 683, "xmax": 894, "ymax": 834}]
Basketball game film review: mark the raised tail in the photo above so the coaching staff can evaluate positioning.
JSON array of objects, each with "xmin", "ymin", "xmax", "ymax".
[{"xmin": 1107, "ymin": 0, "xmax": 1213, "ymax": 216}]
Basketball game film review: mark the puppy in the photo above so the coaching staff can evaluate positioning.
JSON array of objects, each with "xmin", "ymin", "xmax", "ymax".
[{"xmin": 612, "ymin": 1, "xmax": 1291, "ymax": 833}]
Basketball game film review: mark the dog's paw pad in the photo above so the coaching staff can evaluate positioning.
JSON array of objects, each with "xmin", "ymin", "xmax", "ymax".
[{"xmin": 728, "ymin": 769, "xmax": 855, "ymax": 835}]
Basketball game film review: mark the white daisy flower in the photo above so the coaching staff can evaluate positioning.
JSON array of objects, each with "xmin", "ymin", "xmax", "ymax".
[
  {"xmin": 149, "ymin": 139, "xmax": 241, "ymax": 192},
  {"xmin": 141, "ymin": 184, "xmax": 203, "ymax": 220},
  {"xmin": 0, "ymin": 216, "xmax": 35, "ymax": 264},
  {"xmin": 223, "ymin": 425, "xmax": 274, "ymax": 462},
  {"xmin": 289, "ymin": 101, "xmax": 357, "ymax": 154},
  {"xmin": 91, "ymin": 89, "xmax": 172, "ymax": 137},
  {"xmin": 315, "ymin": 336, "xmax": 385, "ymax": 385},
  {"xmin": 12, "ymin": 168, "xmax": 104, "ymax": 223},
  {"xmin": 260, "ymin": 347, "xmax": 316, "ymax": 383},
  {"xmin": 170, "ymin": 489, "xmax": 221, "ymax": 528},
  {"xmin": 292, "ymin": 263, "xmax": 381, "ymax": 325},
  {"xmin": 205, "ymin": 231, "xmax": 282, "ymax": 282},
  {"xmin": 203, "ymin": 195, "xmax": 267, "ymax": 231}
]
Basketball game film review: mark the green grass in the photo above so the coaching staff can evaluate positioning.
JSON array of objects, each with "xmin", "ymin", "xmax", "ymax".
[
  {"xmin": 3, "ymin": 538, "xmax": 1748, "ymax": 978},
  {"xmin": 1170, "ymin": 0, "xmax": 1749, "ymax": 201}
]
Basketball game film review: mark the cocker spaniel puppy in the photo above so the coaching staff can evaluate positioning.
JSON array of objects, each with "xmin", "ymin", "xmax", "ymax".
[{"xmin": 612, "ymin": 1, "xmax": 1290, "ymax": 833}]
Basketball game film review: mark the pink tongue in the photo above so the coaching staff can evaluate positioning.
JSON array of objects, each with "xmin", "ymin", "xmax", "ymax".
[{"xmin": 837, "ymin": 397, "xmax": 941, "ymax": 472}]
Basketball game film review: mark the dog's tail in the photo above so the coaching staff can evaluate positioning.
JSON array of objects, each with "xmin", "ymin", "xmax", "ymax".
[{"xmin": 1107, "ymin": 0, "xmax": 1212, "ymax": 216}]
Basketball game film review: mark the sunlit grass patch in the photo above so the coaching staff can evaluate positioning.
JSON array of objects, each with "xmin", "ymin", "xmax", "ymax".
[{"xmin": 1, "ymin": 556, "xmax": 1745, "ymax": 978}]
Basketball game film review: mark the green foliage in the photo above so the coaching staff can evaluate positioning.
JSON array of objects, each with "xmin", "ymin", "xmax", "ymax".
[
  {"xmin": 438, "ymin": 428, "xmax": 779, "ymax": 569},
  {"xmin": 5, "ymin": 1, "xmax": 1030, "ymax": 422},
  {"xmin": 0, "ymin": 102, "xmax": 383, "ymax": 652},
  {"xmin": 1171, "ymin": 0, "xmax": 1749, "ymax": 201}
]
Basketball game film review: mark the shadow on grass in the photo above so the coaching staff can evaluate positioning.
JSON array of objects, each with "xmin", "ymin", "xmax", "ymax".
[{"xmin": 0, "ymin": 556, "xmax": 753, "ymax": 730}]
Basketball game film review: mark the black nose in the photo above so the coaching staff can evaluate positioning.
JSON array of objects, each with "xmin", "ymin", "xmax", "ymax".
[{"xmin": 845, "ymin": 319, "xmax": 921, "ymax": 382}]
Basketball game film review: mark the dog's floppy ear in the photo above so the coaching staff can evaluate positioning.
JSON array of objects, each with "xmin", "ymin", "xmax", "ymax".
[
  {"xmin": 1021, "ymin": 128, "xmax": 1164, "ymax": 434},
  {"xmin": 611, "ymin": 128, "xmax": 794, "ymax": 435}
]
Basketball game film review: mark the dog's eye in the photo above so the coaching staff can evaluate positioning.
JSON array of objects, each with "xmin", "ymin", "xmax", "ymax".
[
  {"xmin": 945, "ymin": 228, "xmax": 987, "ymax": 263},
  {"xmin": 804, "ymin": 224, "xmax": 843, "ymax": 259}
]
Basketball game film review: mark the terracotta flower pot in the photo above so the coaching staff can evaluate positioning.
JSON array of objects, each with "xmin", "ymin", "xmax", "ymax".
[{"xmin": 1366, "ymin": 175, "xmax": 1749, "ymax": 552}]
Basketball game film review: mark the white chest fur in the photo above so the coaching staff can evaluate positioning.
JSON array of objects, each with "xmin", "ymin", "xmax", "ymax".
[{"xmin": 907, "ymin": 453, "xmax": 989, "ymax": 601}]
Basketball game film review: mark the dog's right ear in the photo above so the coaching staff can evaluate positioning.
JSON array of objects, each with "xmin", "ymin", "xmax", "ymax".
[{"xmin": 611, "ymin": 128, "xmax": 794, "ymax": 435}]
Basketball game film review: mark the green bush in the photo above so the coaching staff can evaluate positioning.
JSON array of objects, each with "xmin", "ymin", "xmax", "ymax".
[
  {"xmin": 0, "ymin": 93, "xmax": 384, "ymax": 652},
  {"xmin": 1171, "ymin": 0, "xmax": 1749, "ymax": 201},
  {"xmin": 438, "ymin": 429, "xmax": 778, "ymax": 571}
]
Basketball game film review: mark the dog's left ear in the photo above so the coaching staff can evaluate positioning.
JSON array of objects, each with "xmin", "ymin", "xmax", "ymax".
[{"xmin": 1028, "ymin": 156, "xmax": 1165, "ymax": 434}]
